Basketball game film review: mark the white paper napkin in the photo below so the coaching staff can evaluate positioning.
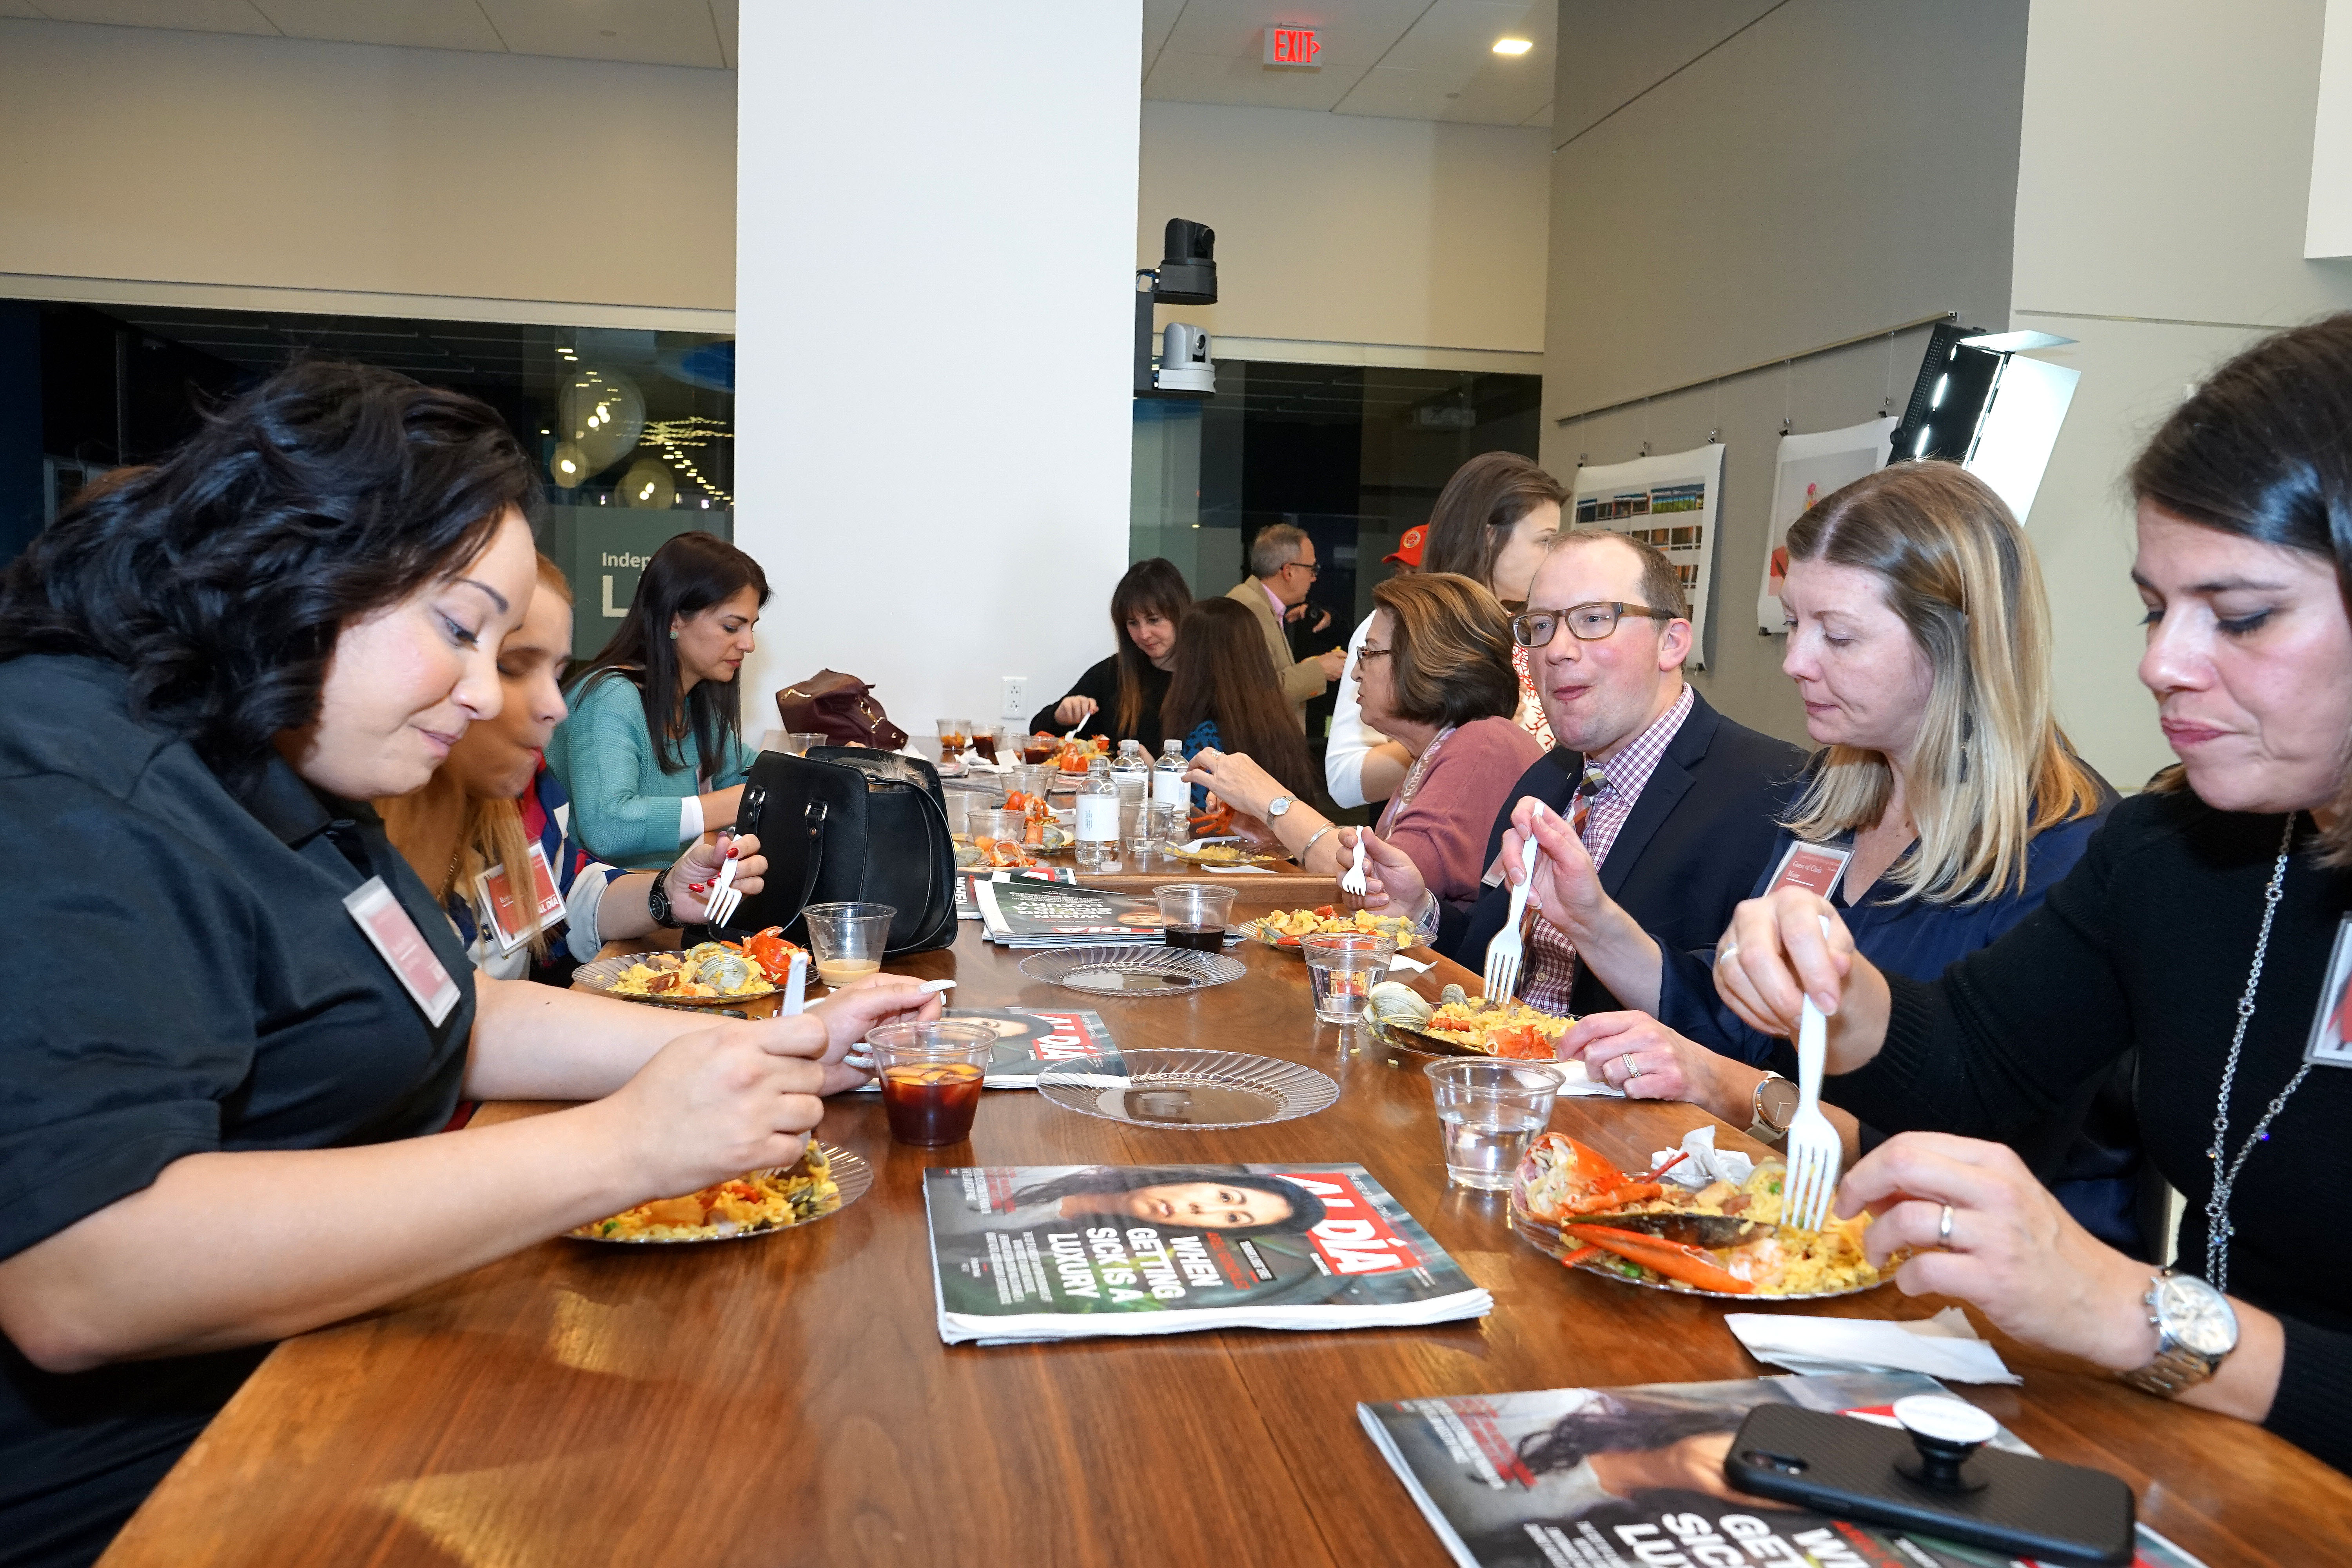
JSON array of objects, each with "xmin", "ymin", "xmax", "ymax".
[
  {"xmin": 1648, "ymin": 1124, "xmax": 1754, "ymax": 1190},
  {"xmin": 1204, "ymin": 864, "xmax": 1274, "ymax": 874},
  {"xmin": 1551, "ymin": 1057, "xmax": 1623, "ymax": 1098},
  {"xmin": 1725, "ymin": 1306, "xmax": 2020, "ymax": 1385},
  {"xmin": 1387, "ymin": 953, "xmax": 1432, "ymax": 973}
]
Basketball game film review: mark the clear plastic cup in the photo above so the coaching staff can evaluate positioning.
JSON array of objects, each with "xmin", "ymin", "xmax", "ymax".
[
  {"xmin": 803, "ymin": 900, "xmax": 896, "ymax": 987},
  {"xmin": 1154, "ymin": 883, "xmax": 1235, "ymax": 951},
  {"xmin": 1011, "ymin": 764, "xmax": 1051, "ymax": 800},
  {"xmin": 973, "ymin": 808, "xmax": 1027, "ymax": 848},
  {"xmin": 1299, "ymin": 931, "xmax": 1397, "ymax": 1023},
  {"xmin": 1122, "ymin": 799, "xmax": 1154, "ymax": 859},
  {"xmin": 864, "ymin": 1019, "xmax": 998, "ymax": 1145},
  {"xmin": 783, "ymin": 731, "xmax": 828, "ymax": 755},
  {"xmin": 1424, "ymin": 1059, "xmax": 1563, "ymax": 1190}
]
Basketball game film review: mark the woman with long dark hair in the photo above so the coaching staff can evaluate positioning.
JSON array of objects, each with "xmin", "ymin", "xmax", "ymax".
[
  {"xmin": 1715, "ymin": 315, "xmax": 2352, "ymax": 1474},
  {"xmin": 1328, "ymin": 452, "xmax": 1566, "ymax": 808},
  {"xmin": 997, "ymin": 1167, "xmax": 1327, "ymax": 1237},
  {"xmin": 544, "ymin": 530, "xmax": 770, "ymax": 867},
  {"xmin": 1031, "ymin": 557, "xmax": 1192, "ymax": 746},
  {"xmin": 0, "ymin": 362, "xmax": 931, "ymax": 1566},
  {"xmin": 1160, "ymin": 597, "xmax": 1324, "ymax": 814}
]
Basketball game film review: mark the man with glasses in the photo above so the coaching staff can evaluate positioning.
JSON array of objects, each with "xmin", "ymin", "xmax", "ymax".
[
  {"xmin": 1225, "ymin": 523, "xmax": 1348, "ymax": 730},
  {"xmin": 1355, "ymin": 528, "xmax": 1804, "ymax": 1016}
]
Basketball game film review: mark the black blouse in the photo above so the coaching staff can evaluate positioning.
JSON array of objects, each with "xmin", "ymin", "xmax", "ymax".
[
  {"xmin": 1834, "ymin": 789, "xmax": 2352, "ymax": 1473},
  {"xmin": 0, "ymin": 655, "xmax": 475, "ymax": 1567},
  {"xmin": 1030, "ymin": 655, "xmax": 1172, "ymax": 750}
]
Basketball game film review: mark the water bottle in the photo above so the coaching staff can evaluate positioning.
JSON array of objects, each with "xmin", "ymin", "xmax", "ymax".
[
  {"xmin": 1075, "ymin": 754, "xmax": 1120, "ymax": 869},
  {"xmin": 1152, "ymin": 739, "xmax": 1189, "ymax": 809},
  {"xmin": 1112, "ymin": 739, "xmax": 1151, "ymax": 789}
]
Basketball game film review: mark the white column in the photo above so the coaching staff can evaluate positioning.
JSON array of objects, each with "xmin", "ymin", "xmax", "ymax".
[{"xmin": 735, "ymin": 1, "xmax": 1142, "ymax": 737}]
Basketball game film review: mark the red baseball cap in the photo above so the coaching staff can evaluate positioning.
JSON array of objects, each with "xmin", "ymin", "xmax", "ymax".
[{"xmin": 1385, "ymin": 524, "xmax": 1427, "ymax": 567}]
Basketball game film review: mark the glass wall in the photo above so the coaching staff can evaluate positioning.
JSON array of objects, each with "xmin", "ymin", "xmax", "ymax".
[
  {"xmin": 0, "ymin": 298, "xmax": 735, "ymax": 660},
  {"xmin": 1132, "ymin": 358, "xmax": 1543, "ymax": 749}
]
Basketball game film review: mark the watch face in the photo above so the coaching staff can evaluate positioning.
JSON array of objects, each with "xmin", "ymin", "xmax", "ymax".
[
  {"xmin": 1758, "ymin": 1076, "xmax": 1801, "ymax": 1129},
  {"xmin": 2160, "ymin": 1276, "xmax": 2239, "ymax": 1357}
]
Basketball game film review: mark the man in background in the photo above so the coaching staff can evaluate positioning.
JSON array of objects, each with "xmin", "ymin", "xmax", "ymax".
[{"xmin": 1225, "ymin": 522, "xmax": 1346, "ymax": 730}]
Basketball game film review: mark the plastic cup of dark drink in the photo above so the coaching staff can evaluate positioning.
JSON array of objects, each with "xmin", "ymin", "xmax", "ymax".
[
  {"xmin": 1153, "ymin": 884, "xmax": 1235, "ymax": 952},
  {"xmin": 864, "ymin": 1020, "xmax": 998, "ymax": 1145},
  {"xmin": 971, "ymin": 728, "xmax": 999, "ymax": 763}
]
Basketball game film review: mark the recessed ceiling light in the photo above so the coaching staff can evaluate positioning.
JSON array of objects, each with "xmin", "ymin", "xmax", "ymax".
[{"xmin": 1493, "ymin": 37, "xmax": 1532, "ymax": 55}]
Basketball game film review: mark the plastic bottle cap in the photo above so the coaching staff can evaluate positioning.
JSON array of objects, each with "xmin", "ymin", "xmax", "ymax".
[{"xmin": 1892, "ymin": 1395, "xmax": 1998, "ymax": 1446}]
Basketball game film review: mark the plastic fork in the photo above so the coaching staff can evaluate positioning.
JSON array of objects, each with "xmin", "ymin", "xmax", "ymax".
[
  {"xmin": 703, "ymin": 846, "xmax": 743, "ymax": 928},
  {"xmin": 780, "ymin": 949, "xmax": 808, "ymax": 1016},
  {"xmin": 1480, "ymin": 832, "xmax": 1542, "ymax": 1001},
  {"xmin": 1782, "ymin": 993, "xmax": 1843, "ymax": 1233},
  {"xmin": 1064, "ymin": 711, "xmax": 1091, "ymax": 740},
  {"xmin": 1339, "ymin": 831, "xmax": 1368, "ymax": 898}
]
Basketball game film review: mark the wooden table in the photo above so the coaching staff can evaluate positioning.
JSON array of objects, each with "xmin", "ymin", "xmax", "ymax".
[{"xmin": 99, "ymin": 904, "xmax": 2352, "ymax": 1566}]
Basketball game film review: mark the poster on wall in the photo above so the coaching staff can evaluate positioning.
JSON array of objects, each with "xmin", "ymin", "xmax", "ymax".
[
  {"xmin": 1572, "ymin": 444, "xmax": 1726, "ymax": 670},
  {"xmin": 1757, "ymin": 417, "xmax": 1895, "ymax": 633}
]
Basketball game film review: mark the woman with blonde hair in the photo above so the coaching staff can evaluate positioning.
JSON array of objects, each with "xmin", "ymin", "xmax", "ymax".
[
  {"xmin": 1505, "ymin": 461, "xmax": 2141, "ymax": 1250},
  {"xmin": 380, "ymin": 555, "xmax": 765, "ymax": 981}
]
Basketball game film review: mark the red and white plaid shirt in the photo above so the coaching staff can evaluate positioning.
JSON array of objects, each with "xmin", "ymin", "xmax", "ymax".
[{"xmin": 1517, "ymin": 683, "xmax": 1695, "ymax": 1015}]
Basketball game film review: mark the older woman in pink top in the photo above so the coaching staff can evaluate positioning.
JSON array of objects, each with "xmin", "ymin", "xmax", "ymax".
[{"xmin": 1183, "ymin": 572, "xmax": 1542, "ymax": 916}]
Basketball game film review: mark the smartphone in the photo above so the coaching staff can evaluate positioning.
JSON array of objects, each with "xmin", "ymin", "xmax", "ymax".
[{"xmin": 1724, "ymin": 1404, "xmax": 2136, "ymax": 1566}]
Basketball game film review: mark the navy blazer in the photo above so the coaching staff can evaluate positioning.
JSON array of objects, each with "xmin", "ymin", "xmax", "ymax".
[{"xmin": 1436, "ymin": 688, "xmax": 1808, "ymax": 1017}]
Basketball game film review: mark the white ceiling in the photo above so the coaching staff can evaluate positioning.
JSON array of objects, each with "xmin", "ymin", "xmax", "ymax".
[
  {"xmin": 0, "ymin": 0, "xmax": 1553, "ymax": 125},
  {"xmin": 1144, "ymin": 0, "xmax": 1554, "ymax": 127},
  {"xmin": 3, "ymin": 0, "xmax": 739, "ymax": 69}
]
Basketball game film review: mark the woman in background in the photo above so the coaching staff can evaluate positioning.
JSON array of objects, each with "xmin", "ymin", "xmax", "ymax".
[
  {"xmin": 1183, "ymin": 573, "xmax": 1541, "ymax": 909},
  {"xmin": 545, "ymin": 531, "xmax": 767, "ymax": 868},
  {"xmin": 1031, "ymin": 557, "xmax": 1191, "ymax": 746},
  {"xmin": 381, "ymin": 556, "xmax": 767, "ymax": 982},
  {"xmin": 1160, "ymin": 597, "xmax": 1324, "ymax": 816},
  {"xmin": 1327, "ymin": 452, "xmax": 1566, "ymax": 809}
]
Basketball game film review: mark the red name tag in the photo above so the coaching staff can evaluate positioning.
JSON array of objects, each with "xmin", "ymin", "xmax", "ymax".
[
  {"xmin": 475, "ymin": 841, "xmax": 565, "ymax": 956},
  {"xmin": 344, "ymin": 876, "xmax": 463, "ymax": 1025},
  {"xmin": 1767, "ymin": 840, "xmax": 1851, "ymax": 900}
]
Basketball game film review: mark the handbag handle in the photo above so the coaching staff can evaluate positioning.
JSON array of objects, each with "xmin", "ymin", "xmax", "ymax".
[{"xmin": 787, "ymin": 799, "xmax": 829, "ymax": 919}]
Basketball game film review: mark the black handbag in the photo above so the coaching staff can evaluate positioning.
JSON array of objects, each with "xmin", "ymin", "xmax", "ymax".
[{"xmin": 721, "ymin": 746, "xmax": 959, "ymax": 956}]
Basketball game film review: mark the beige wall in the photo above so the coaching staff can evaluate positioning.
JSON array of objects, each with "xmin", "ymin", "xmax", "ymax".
[
  {"xmin": 1138, "ymin": 100, "xmax": 1549, "ymax": 356},
  {"xmin": 1538, "ymin": 0, "xmax": 2028, "ymax": 743},
  {"xmin": 0, "ymin": 18, "xmax": 733, "ymax": 318},
  {"xmin": 2007, "ymin": 0, "xmax": 2352, "ymax": 788}
]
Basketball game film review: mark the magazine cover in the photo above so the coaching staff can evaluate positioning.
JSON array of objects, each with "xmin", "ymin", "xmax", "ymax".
[
  {"xmin": 955, "ymin": 866, "xmax": 1078, "ymax": 919},
  {"xmin": 924, "ymin": 1163, "xmax": 1491, "ymax": 1345},
  {"xmin": 850, "ymin": 1007, "xmax": 1114, "ymax": 1094},
  {"xmin": 1359, "ymin": 1372, "xmax": 2206, "ymax": 1568},
  {"xmin": 975, "ymin": 880, "xmax": 1171, "ymax": 945}
]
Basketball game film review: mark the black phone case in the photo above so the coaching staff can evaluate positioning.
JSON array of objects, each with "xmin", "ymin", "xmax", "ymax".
[{"xmin": 1723, "ymin": 1404, "xmax": 2136, "ymax": 1566}]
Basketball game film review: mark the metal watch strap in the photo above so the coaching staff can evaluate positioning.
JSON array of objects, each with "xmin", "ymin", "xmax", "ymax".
[
  {"xmin": 2117, "ymin": 1271, "xmax": 2226, "ymax": 1397},
  {"xmin": 2118, "ymin": 1343, "xmax": 2223, "ymax": 1398},
  {"xmin": 1744, "ymin": 1074, "xmax": 1791, "ymax": 1147},
  {"xmin": 648, "ymin": 868, "xmax": 679, "ymax": 929}
]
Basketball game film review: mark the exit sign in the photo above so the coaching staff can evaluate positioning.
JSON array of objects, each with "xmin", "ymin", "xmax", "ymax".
[{"xmin": 1263, "ymin": 26, "xmax": 1321, "ymax": 69}]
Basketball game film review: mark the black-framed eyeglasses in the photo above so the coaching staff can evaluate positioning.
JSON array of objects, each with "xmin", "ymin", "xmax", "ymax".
[
  {"xmin": 1510, "ymin": 603, "xmax": 1676, "ymax": 648},
  {"xmin": 1286, "ymin": 559, "xmax": 1321, "ymax": 577}
]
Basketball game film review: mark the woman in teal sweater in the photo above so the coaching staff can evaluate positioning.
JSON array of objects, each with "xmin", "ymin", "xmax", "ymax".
[{"xmin": 545, "ymin": 531, "xmax": 769, "ymax": 867}]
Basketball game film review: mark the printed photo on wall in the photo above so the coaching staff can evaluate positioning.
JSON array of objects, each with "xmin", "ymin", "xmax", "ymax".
[
  {"xmin": 1757, "ymin": 417, "xmax": 1896, "ymax": 633},
  {"xmin": 1571, "ymin": 444, "xmax": 1726, "ymax": 670}
]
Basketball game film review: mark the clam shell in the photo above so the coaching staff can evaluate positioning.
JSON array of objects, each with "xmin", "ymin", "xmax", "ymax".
[{"xmin": 1367, "ymin": 982, "xmax": 1433, "ymax": 1027}]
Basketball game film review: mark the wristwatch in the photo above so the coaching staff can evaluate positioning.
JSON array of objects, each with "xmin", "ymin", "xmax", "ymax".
[
  {"xmin": 648, "ymin": 868, "xmax": 680, "ymax": 929},
  {"xmin": 1266, "ymin": 795, "xmax": 1294, "ymax": 818},
  {"xmin": 1744, "ymin": 1074, "xmax": 1798, "ymax": 1147},
  {"xmin": 2118, "ymin": 1270, "xmax": 2239, "ymax": 1397}
]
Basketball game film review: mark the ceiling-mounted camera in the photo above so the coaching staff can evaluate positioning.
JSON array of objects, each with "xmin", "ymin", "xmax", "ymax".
[{"xmin": 1135, "ymin": 218, "xmax": 1218, "ymax": 399}]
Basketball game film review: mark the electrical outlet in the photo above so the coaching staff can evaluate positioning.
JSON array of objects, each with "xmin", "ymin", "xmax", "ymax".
[{"xmin": 1000, "ymin": 675, "xmax": 1030, "ymax": 722}]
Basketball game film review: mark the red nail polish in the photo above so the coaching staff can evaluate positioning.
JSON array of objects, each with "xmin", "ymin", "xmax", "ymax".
[
  {"xmin": 727, "ymin": 847, "xmax": 740, "ymax": 858},
  {"xmin": 690, "ymin": 882, "xmax": 706, "ymax": 893}
]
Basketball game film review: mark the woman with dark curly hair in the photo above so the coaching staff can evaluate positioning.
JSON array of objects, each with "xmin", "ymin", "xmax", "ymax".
[{"xmin": 0, "ymin": 361, "xmax": 934, "ymax": 1568}]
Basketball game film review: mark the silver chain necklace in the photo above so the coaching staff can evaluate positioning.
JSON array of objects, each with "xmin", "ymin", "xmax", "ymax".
[{"xmin": 2202, "ymin": 815, "xmax": 2312, "ymax": 1292}]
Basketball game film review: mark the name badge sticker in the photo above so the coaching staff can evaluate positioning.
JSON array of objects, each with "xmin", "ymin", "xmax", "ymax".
[
  {"xmin": 345, "ymin": 876, "xmax": 463, "ymax": 1026},
  {"xmin": 1767, "ymin": 840, "xmax": 1853, "ymax": 901},
  {"xmin": 2301, "ymin": 915, "xmax": 2352, "ymax": 1068},
  {"xmin": 475, "ymin": 840, "xmax": 566, "ymax": 956}
]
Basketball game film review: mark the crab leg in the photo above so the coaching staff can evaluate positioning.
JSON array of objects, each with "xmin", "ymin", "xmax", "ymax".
[
  {"xmin": 1559, "ymin": 1182, "xmax": 1665, "ymax": 1215},
  {"xmin": 1561, "ymin": 1222, "xmax": 1755, "ymax": 1294}
]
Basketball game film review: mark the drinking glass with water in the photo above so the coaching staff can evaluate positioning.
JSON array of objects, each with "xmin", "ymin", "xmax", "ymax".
[{"xmin": 1423, "ymin": 1059, "xmax": 1563, "ymax": 1190}]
